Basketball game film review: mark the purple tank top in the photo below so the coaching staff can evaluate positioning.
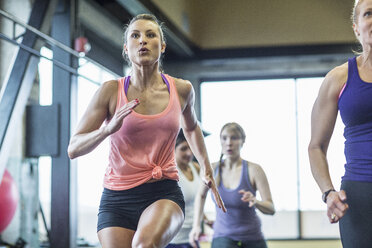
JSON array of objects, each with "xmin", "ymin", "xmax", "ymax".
[
  {"xmin": 212, "ymin": 160, "xmax": 264, "ymax": 241},
  {"xmin": 338, "ymin": 57, "xmax": 372, "ymax": 182}
]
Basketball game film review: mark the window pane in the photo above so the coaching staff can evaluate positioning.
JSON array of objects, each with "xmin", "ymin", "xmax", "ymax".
[
  {"xmin": 201, "ymin": 79, "xmax": 298, "ymax": 238},
  {"xmin": 297, "ymin": 77, "xmax": 345, "ymax": 211},
  {"xmin": 38, "ymin": 47, "xmax": 53, "ymax": 240},
  {"xmin": 38, "ymin": 47, "xmax": 53, "ymax": 106},
  {"xmin": 76, "ymin": 61, "xmax": 114, "ymax": 245}
]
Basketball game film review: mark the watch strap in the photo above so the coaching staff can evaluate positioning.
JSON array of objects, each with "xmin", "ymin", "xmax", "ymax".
[{"xmin": 322, "ymin": 189, "xmax": 335, "ymax": 203}]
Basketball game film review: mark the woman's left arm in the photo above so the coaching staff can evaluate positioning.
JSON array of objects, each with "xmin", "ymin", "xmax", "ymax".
[
  {"xmin": 175, "ymin": 78, "xmax": 226, "ymax": 212},
  {"xmin": 240, "ymin": 163, "xmax": 275, "ymax": 215}
]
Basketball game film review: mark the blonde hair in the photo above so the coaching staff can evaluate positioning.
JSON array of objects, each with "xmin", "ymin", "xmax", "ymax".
[
  {"xmin": 352, "ymin": 0, "xmax": 365, "ymax": 24},
  {"xmin": 351, "ymin": 0, "xmax": 365, "ymax": 54}
]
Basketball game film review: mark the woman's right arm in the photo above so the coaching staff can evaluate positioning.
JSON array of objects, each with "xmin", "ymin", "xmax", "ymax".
[
  {"xmin": 189, "ymin": 182, "xmax": 210, "ymax": 248},
  {"xmin": 308, "ymin": 64, "xmax": 349, "ymax": 223},
  {"xmin": 189, "ymin": 162, "xmax": 218, "ymax": 247},
  {"xmin": 68, "ymin": 80, "xmax": 139, "ymax": 159}
]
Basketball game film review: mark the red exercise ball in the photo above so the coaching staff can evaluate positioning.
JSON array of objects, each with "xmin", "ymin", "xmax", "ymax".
[{"xmin": 0, "ymin": 169, "xmax": 18, "ymax": 233}]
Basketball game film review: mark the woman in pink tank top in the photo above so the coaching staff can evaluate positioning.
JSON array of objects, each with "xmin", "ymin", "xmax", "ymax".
[{"xmin": 67, "ymin": 14, "xmax": 225, "ymax": 248}]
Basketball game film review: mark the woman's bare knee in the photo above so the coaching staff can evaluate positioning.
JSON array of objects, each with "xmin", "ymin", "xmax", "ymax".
[
  {"xmin": 98, "ymin": 227, "xmax": 134, "ymax": 248},
  {"xmin": 132, "ymin": 200, "xmax": 184, "ymax": 248},
  {"xmin": 131, "ymin": 233, "xmax": 162, "ymax": 248}
]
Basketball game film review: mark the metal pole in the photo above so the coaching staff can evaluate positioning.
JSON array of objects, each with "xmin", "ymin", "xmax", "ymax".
[{"xmin": 0, "ymin": 8, "xmax": 120, "ymax": 79}]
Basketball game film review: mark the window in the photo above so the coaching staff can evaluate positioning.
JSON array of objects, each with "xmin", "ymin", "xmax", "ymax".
[
  {"xmin": 200, "ymin": 77, "xmax": 344, "ymax": 239},
  {"xmin": 296, "ymin": 78, "xmax": 345, "ymax": 211},
  {"xmin": 296, "ymin": 78, "xmax": 344, "ymax": 238},
  {"xmin": 38, "ymin": 50, "xmax": 117, "ymax": 245},
  {"xmin": 38, "ymin": 47, "xmax": 53, "ymax": 241},
  {"xmin": 76, "ymin": 58, "xmax": 116, "ymax": 244}
]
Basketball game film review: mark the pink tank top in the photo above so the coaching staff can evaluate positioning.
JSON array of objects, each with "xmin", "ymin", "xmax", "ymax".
[{"xmin": 103, "ymin": 74, "xmax": 182, "ymax": 190}]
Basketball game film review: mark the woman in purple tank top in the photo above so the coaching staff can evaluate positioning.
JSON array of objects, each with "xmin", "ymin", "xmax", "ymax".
[
  {"xmin": 190, "ymin": 123, "xmax": 275, "ymax": 248},
  {"xmin": 309, "ymin": 1, "xmax": 372, "ymax": 247}
]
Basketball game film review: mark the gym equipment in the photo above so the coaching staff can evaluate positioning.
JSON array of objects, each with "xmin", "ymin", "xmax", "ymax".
[{"xmin": 0, "ymin": 169, "xmax": 19, "ymax": 233}]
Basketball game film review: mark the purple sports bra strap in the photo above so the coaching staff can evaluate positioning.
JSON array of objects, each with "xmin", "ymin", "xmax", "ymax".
[
  {"xmin": 124, "ymin": 74, "xmax": 170, "ymax": 95},
  {"xmin": 124, "ymin": 76, "xmax": 130, "ymax": 95},
  {"xmin": 161, "ymin": 74, "xmax": 170, "ymax": 93}
]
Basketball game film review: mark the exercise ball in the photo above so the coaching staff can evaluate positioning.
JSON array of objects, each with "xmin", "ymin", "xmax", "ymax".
[{"xmin": 0, "ymin": 169, "xmax": 19, "ymax": 233}]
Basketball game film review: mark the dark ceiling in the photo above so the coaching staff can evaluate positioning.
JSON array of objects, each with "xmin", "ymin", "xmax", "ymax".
[
  {"xmin": 87, "ymin": 0, "xmax": 356, "ymax": 65},
  {"xmin": 89, "ymin": 0, "xmax": 197, "ymax": 61}
]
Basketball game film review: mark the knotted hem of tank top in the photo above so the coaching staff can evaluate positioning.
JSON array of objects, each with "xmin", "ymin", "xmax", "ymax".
[{"xmin": 152, "ymin": 166, "xmax": 163, "ymax": 179}]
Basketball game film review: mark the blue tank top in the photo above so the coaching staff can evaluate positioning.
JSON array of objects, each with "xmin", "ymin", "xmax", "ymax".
[
  {"xmin": 212, "ymin": 160, "xmax": 264, "ymax": 241},
  {"xmin": 338, "ymin": 57, "xmax": 372, "ymax": 182}
]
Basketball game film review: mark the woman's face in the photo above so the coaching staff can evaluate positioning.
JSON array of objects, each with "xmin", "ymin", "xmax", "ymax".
[
  {"xmin": 220, "ymin": 128, "xmax": 244, "ymax": 158},
  {"xmin": 175, "ymin": 141, "xmax": 193, "ymax": 166},
  {"xmin": 354, "ymin": 0, "xmax": 372, "ymax": 47},
  {"xmin": 124, "ymin": 19, "xmax": 165, "ymax": 67}
]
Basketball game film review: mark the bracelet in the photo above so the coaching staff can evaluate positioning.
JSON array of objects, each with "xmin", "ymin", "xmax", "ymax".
[{"xmin": 322, "ymin": 189, "xmax": 335, "ymax": 203}]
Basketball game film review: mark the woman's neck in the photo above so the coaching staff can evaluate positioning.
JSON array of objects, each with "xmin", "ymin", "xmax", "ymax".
[
  {"xmin": 177, "ymin": 161, "xmax": 189, "ymax": 171},
  {"xmin": 223, "ymin": 156, "xmax": 242, "ymax": 169},
  {"xmin": 130, "ymin": 64, "xmax": 161, "ymax": 90},
  {"xmin": 360, "ymin": 44, "xmax": 372, "ymax": 64},
  {"xmin": 361, "ymin": 55, "xmax": 372, "ymax": 68}
]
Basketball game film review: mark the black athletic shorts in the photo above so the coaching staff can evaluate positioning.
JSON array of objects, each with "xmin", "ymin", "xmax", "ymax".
[{"xmin": 97, "ymin": 179, "xmax": 185, "ymax": 232}]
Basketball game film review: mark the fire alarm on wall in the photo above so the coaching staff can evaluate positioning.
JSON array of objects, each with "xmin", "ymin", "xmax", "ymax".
[{"xmin": 74, "ymin": 36, "xmax": 91, "ymax": 54}]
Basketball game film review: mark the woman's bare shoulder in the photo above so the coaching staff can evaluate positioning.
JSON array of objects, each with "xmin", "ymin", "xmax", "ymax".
[
  {"xmin": 97, "ymin": 79, "xmax": 119, "ymax": 115},
  {"xmin": 324, "ymin": 62, "xmax": 348, "ymax": 87},
  {"xmin": 246, "ymin": 161, "xmax": 260, "ymax": 169},
  {"xmin": 100, "ymin": 79, "xmax": 118, "ymax": 92},
  {"xmin": 246, "ymin": 161, "xmax": 265, "ymax": 175},
  {"xmin": 173, "ymin": 77, "xmax": 193, "ymax": 98},
  {"xmin": 327, "ymin": 62, "xmax": 348, "ymax": 81},
  {"xmin": 173, "ymin": 76, "xmax": 192, "ymax": 86},
  {"xmin": 191, "ymin": 161, "xmax": 201, "ymax": 174},
  {"xmin": 318, "ymin": 62, "xmax": 348, "ymax": 98}
]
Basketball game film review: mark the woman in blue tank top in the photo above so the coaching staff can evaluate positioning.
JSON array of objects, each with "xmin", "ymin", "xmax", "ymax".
[
  {"xmin": 190, "ymin": 123, "xmax": 275, "ymax": 248},
  {"xmin": 308, "ymin": 1, "xmax": 372, "ymax": 247}
]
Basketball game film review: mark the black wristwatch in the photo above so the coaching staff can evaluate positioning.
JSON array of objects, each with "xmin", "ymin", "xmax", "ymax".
[{"xmin": 322, "ymin": 189, "xmax": 335, "ymax": 203}]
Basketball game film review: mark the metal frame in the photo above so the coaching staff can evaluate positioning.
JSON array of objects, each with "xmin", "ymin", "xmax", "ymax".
[
  {"xmin": 0, "ymin": 5, "xmax": 122, "ymax": 178},
  {"xmin": 50, "ymin": 0, "xmax": 77, "ymax": 247},
  {"xmin": 0, "ymin": 9, "xmax": 120, "ymax": 79},
  {"xmin": 0, "ymin": 0, "xmax": 50, "ymax": 182},
  {"xmin": 0, "ymin": 32, "xmax": 100, "ymax": 86},
  {"xmin": 0, "ymin": 2, "xmax": 123, "ymax": 246}
]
